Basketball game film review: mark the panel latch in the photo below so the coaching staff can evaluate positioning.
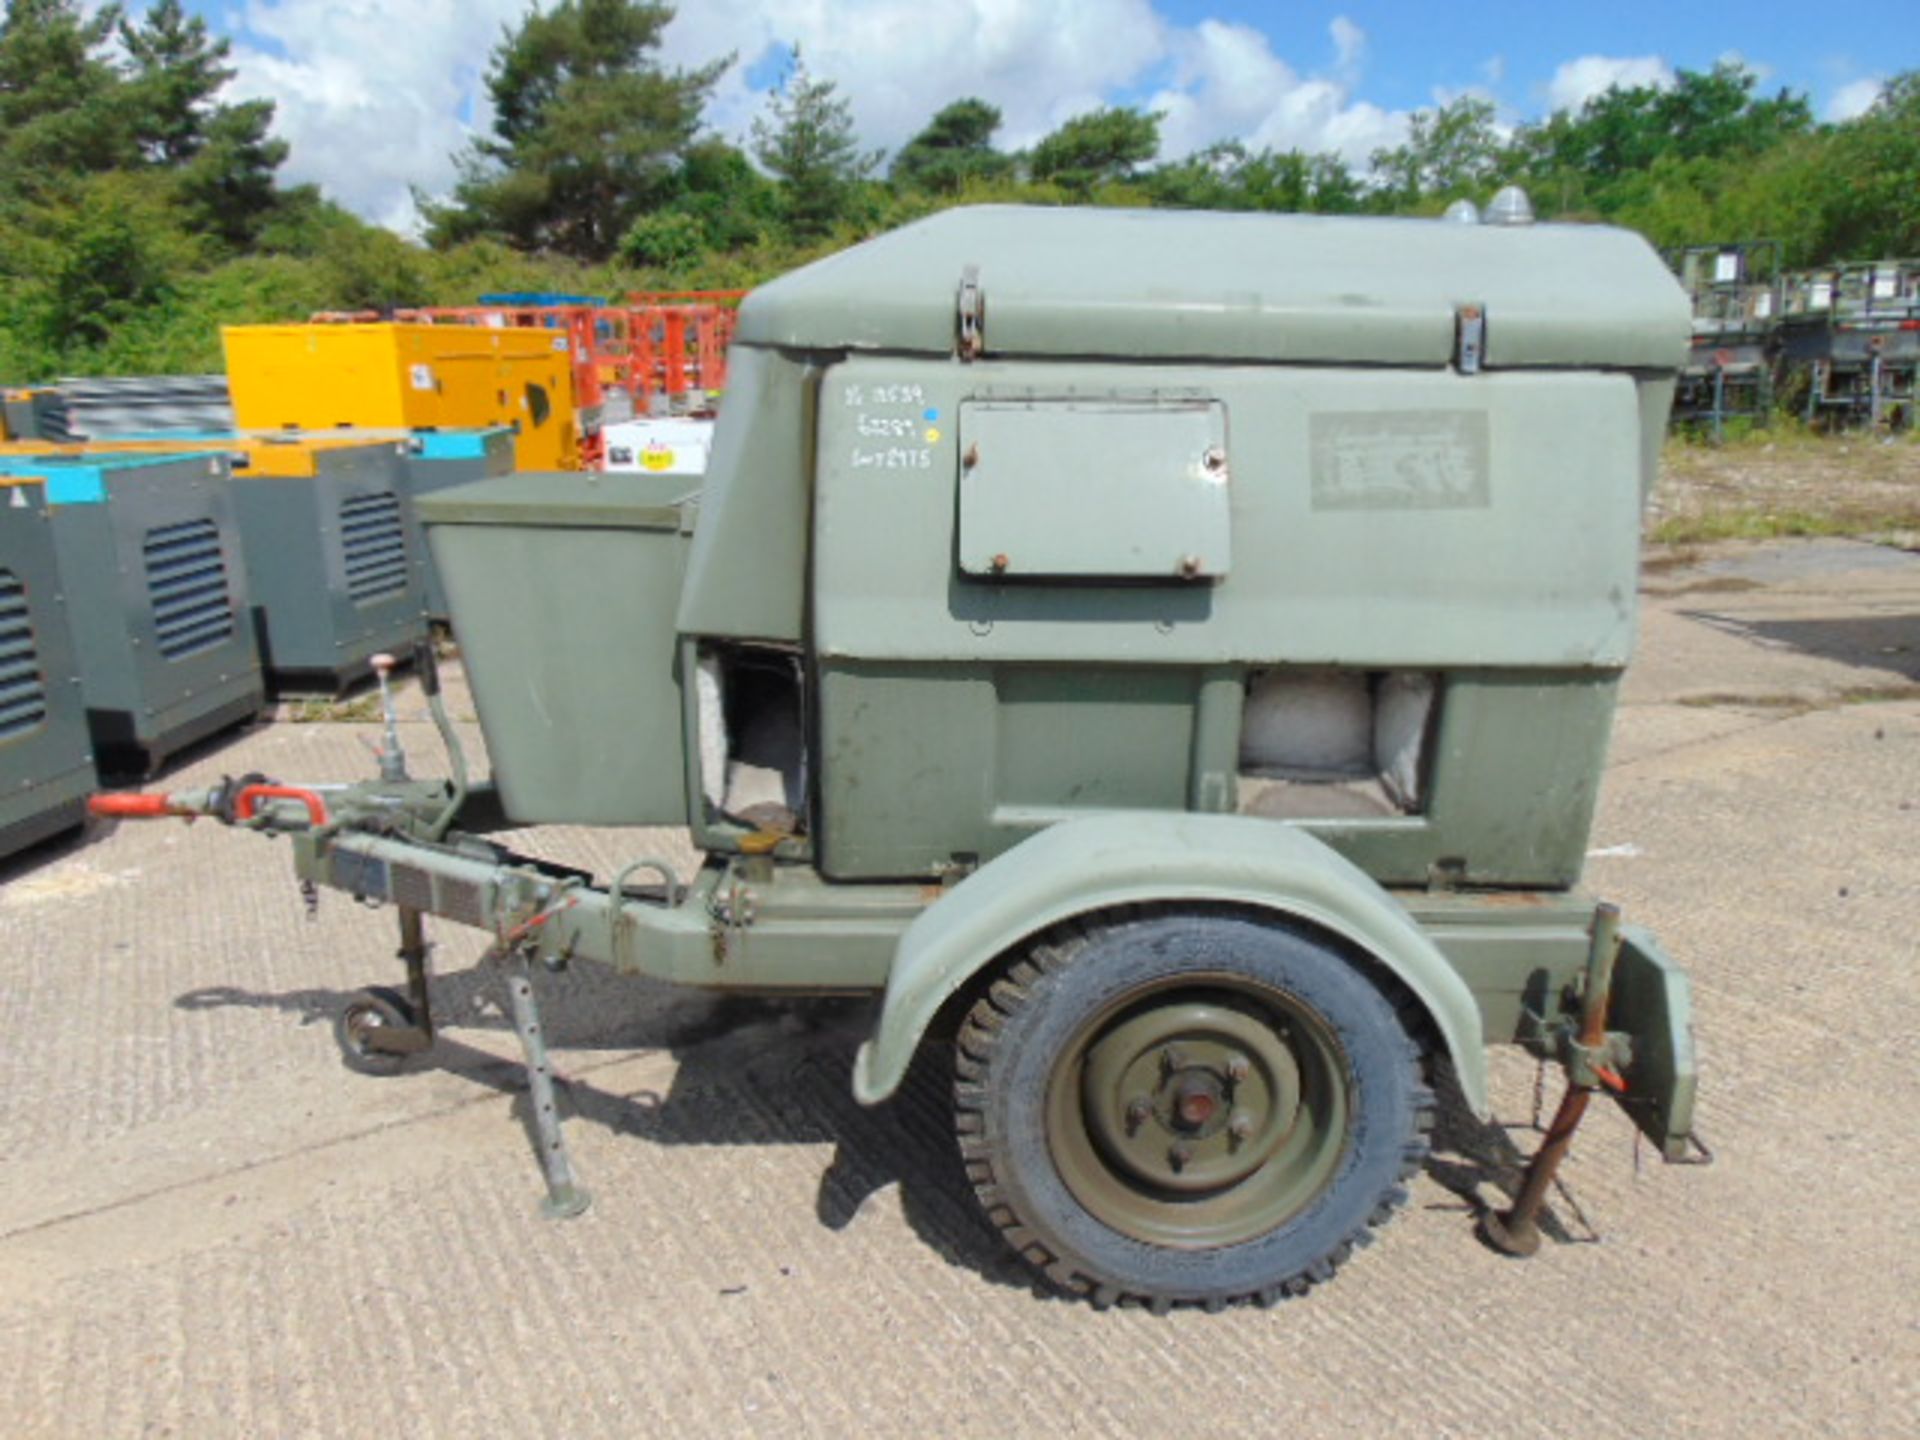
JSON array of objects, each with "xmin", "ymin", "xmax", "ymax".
[
  {"xmin": 1455, "ymin": 304, "xmax": 1486, "ymax": 374},
  {"xmin": 957, "ymin": 265, "xmax": 985, "ymax": 361}
]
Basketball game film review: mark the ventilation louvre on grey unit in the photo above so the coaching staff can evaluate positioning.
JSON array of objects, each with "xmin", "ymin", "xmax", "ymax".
[
  {"xmin": 339, "ymin": 493, "xmax": 409, "ymax": 605},
  {"xmin": 0, "ymin": 569, "xmax": 49, "ymax": 739},
  {"xmin": 144, "ymin": 519, "xmax": 236, "ymax": 660}
]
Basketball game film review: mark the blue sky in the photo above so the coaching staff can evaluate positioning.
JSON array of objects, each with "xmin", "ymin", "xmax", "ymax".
[
  {"xmin": 1144, "ymin": 1, "xmax": 1903, "ymax": 111},
  {"xmin": 173, "ymin": 1, "xmax": 1915, "ymax": 231}
]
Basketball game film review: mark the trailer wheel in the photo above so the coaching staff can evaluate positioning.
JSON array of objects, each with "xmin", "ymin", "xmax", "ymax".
[
  {"xmin": 335, "ymin": 986, "xmax": 417, "ymax": 1077},
  {"xmin": 954, "ymin": 910, "xmax": 1432, "ymax": 1311}
]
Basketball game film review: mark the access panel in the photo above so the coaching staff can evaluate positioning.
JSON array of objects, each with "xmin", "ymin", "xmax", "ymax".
[{"xmin": 956, "ymin": 398, "xmax": 1230, "ymax": 581}]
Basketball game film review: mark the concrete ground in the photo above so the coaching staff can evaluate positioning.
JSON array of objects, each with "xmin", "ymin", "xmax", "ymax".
[{"xmin": 2, "ymin": 537, "xmax": 1916, "ymax": 1438}]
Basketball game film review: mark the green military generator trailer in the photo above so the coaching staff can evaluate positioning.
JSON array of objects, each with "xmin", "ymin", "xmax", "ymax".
[
  {"xmin": 0, "ymin": 478, "xmax": 95, "ymax": 859},
  {"xmin": 100, "ymin": 204, "xmax": 1701, "ymax": 1310},
  {"xmin": 0, "ymin": 454, "xmax": 263, "ymax": 776}
]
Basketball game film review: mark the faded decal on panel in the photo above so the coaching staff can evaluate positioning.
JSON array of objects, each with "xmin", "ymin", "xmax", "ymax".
[{"xmin": 1309, "ymin": 411, "xmax": 1490, "ymax": 511}]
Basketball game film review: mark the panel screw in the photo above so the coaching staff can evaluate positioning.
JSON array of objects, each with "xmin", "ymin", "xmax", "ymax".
[
  {"xmin": 1203, "ymin": 446, "xmax": 1227, "ymax": 471},
  {"xmin": 963, "ymin": 442, "xmax": 980, "ymax": 470},
  {"xmin": 990, "ymin": 553, "xmax": 1009, "ymax": 574},
  {"xmin": 1178, "ymin": 555, "xmax": 1202, "ymax": 578}
]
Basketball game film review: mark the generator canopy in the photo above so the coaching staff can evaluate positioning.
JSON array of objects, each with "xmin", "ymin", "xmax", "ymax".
[{"xmin": 734, "ymin": 206, "xmax": 1690, "ymax": 372}]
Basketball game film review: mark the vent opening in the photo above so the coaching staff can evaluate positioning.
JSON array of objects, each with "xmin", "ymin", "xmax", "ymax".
[
  {"xmin": 1236, "ymin": 670, "xmax": 1437, "ymax": 820},
  {"xmin": 144, "ymin": 518, "xmax": 236, "ymax": 660},
  {"xmin": 339, "ymin": 492, "xmax": 408, "ymax": 605},
  {"xmin": 0, "ymin": 568, "xmax": 49, "ymax": 741},
  {"xmin": 696, "ymin": 645, "xmax": 807, "ymax": 837}
]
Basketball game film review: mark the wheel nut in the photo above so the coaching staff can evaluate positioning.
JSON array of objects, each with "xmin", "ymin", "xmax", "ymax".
[
  {"xmin": 1162, "ymin": 1046, "xmax": 1187, "ymax": 1073},
  {"xmin": 1125, "ymin": 1096, "xmax": 1153, "ymax": 1131},
  {"xmin": 1224, "ymin": 1053, "xmax": 1250, "ymax": 1084},
  {"xmin": 1227, "ymin": 1110, "xmax": 1254, "ymax": 1144},
  {"xmin": 1168, "ymin": 1142, "xmax": 1193, "ymax": 1172}
]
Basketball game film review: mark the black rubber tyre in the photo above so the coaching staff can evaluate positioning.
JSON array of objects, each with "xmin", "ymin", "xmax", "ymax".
[
  {"xmin": 335, "ymin": 986, "xmax": 416, "ymax": 1077},
  {"xmin": 954, "ymin": 909, "xmax": 1433, "ymax": 1312}
]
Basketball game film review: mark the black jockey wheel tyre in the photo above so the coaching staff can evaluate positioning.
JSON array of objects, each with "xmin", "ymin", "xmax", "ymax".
[
  {"xmin": 954, "ymin": 909, "xmax": 1433, "ymax": 1312},
  {"xmin": 335, "ymin": 986, "xmax": 417, "ymax": 1077}
]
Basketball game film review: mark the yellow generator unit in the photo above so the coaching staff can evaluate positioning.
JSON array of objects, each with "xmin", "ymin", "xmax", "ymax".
[{"xmin": 222, "ymin": 324, "xmax": 578, "ymax": 471}]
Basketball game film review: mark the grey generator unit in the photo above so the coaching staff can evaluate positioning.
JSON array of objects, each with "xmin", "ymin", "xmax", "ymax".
[
  {"xmin": 404, "ymin": 429, "xmax": 516, "ymax": 620},
  {"xmin": 225, "ymin": 438, "xmax": 429, "ymax": 692},
  {"xmin": 0, "ymin": 454, "xmax": 263, "ymax": 776},
  {"xmin": 0, "ymin": 477, "xmax": 95, "ymax": 858}
]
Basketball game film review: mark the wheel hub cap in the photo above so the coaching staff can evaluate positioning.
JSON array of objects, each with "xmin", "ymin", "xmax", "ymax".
[{"xmin": 1082, "ymin": 1001, "xmax": 1303, "ymax": 1193}]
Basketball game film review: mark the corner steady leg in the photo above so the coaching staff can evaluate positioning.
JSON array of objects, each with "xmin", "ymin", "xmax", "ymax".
[{"xmin": 502, "ymin": 947, "xmax": 591, "ymax": 1220}]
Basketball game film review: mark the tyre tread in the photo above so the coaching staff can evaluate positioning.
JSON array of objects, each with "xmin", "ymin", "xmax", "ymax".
[{"xmin": 951, "ymin": 910, "xmax": 1436, "ymax": 1312}]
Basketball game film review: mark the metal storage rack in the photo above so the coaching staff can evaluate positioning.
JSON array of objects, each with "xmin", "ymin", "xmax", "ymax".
[
  {"xmin": 1780, "ymin": 260, "xmax": 1920, "ymax": 430},
  {"xmin": 0, "ymin": 453, "xmax": 263, "ymax": 775},
  {"xmin": 1668, "ymin": 243, "xmax": 1784, "ymax": 440}
]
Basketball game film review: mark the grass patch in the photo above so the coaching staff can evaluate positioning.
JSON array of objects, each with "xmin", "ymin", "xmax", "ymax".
[
  {"xmin": 1649, "ymin": 509, "xmax": 1887, "ymax": 544},
  {"xmin": 285, "ymin": 694, "xmax": 382, "ymax": 724},
  {"xmin": 1677, "ymin": 683, "xmax": 1920, "ymax": 713},
  {"xmin": 1677, "ymin": 691, "xmax": 1815, "ymax": 710}
]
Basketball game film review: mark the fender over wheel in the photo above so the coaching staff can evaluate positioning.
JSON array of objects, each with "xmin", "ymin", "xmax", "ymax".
[{"xmin": 954, "ymin": 908, "xmax": 1433, "ymax": 1312}]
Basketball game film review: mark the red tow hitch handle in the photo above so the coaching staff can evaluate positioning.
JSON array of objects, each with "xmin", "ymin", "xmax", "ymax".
[
  {"xmin": 88, "ymin": 793, "xmax": 189, "ymax": 820},
  {"xmin": 87, "ymin": 784, "xmax": 330, "ymax": 828},
  {"xmin": 234, "ymin": 785, "xmax": 330, "ymax": 827}
]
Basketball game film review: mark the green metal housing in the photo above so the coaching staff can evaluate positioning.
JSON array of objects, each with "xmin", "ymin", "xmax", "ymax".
[
  {"xmin": 0, "ymin": 479, "xmax": 96, "ymax": 857},
  {"xmin": 357, "ymin": 206, "xmax": 1696, "ymax": 1150},
  {"xmin": 0, "ymin": 453, "xmax": 263, "ymax": 774},
  {"xmin": 227, "ymin": 442, "xmax": 428, "ymax": 691},
  {"xmin": 421, "ymin": 470, "xmax": 697, "ymax": 824}
]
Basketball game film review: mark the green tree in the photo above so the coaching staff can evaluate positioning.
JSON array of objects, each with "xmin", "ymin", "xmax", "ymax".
[
  {"xmin": 115, "ymin": 1, "xmax": 290, "ymax": 248},
  {"xmin": 119, "ymin": 0, "xmax": 229, "ymax": 164},
  {"xmin": 1505, "ymin": 62, "xmax": 1813, "ymax": 217},
  {"xmin": 751, "ymin": 47, "xmax": 878, "ymax": 241},
  {"xmin": 1811, "ymin": 73, "xmax": 1920, "ymax": 259},
  {"xmin": 1147, "ymin": 141, "xmax": 1361, "ymax": 214},
  {"xmin": 1368, "ymin": 96, "xmax": 1502, "ymax": 207},
  {"xmin": 891, "ymin": 97, "xmax": 1010, "ymax": 193},
  {"xmin": 178, "ymin": 99, "xmax": 291, "ymax": 248},
  {"xmin": 0, "ymin": 0, "xmax": 131, "ymax": 180},
  {"xmin": 621, "ymin": 137, "xmax": 776, "ymax": 262},
  {"xmin": 1027, "ymin": 106, "xmax": 1159, "ymax": 193},
  {"xmin": 429, "ymin": 0, "xmax": 725, "ymax": 259}
]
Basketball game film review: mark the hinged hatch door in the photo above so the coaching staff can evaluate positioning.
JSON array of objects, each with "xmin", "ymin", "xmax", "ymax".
[{"xmin": 956, "ymin": 397, "xmax": 1229, "ymax": 581}]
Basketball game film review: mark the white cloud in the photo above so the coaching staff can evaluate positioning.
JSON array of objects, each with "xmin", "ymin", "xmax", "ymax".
[
  {"xmin": 224, "ymin": 0, "xmax": 529, "ymax": 232},
  {"xmin": 1545, "ymin": 54, "xmax": 1674, "ymax": 114},
  {"xmin": 1480, "ymin": 54, "xmax": 1507, "ymax": 89},
  {"xmin": 1716, "ymin": 50, "xmax": 1773, "ymax": 85},
  {"xmin": 204, "ymin": 1, "xmax": 1576, "ymax": 232},
  {"xmin": 662, "ymin": 0, "xmax": 1170, "ymax": 155},
  {"xmin": 1825, "ymin": 76, "xmax": 1883, "ymax": 121},
  {"xmin": 1143, "ymin": 18, "xmax": 1404, "ymax": 167},
  {"xmin": 1328, "ymin": 15, "xmax": 1365, "ymax": 81}
]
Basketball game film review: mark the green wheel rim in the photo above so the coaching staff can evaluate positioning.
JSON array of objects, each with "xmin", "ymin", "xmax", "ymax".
[{"xmin": 1045, "ymin": 973, "xmax": 1352, "ymax": 1250}]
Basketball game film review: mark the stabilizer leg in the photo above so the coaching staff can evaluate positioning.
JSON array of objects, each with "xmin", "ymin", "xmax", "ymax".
[{"xmin": 502, "ymin": 948, "xmax": 591, "ymax": 1219}]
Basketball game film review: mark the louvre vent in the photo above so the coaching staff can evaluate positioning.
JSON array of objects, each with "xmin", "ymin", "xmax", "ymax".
[
  {"xmin": 144, "ymin": 518, "xmax": 236, "ymax": 660},
  {"xmin": 0, "ymin": 569, "xmax": 49, "ymax": 741},
  {"xmin": 339, "ymin": 492, "xmax": 408, "ymax": 604}
]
